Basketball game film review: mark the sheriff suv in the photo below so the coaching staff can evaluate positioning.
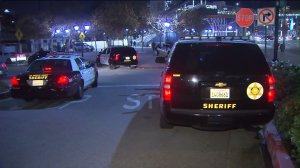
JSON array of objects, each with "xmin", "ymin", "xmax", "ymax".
[
  {"xmin": 11, "ymin": 55, "xmax": 98, "ymax": 101},
  {"xmin": 96, "ymin": 46, "xmax": 138, "ymax": 69},
  {"xmin": 159, "ymin": 37, "xmax": 275, "ymax": 130}
]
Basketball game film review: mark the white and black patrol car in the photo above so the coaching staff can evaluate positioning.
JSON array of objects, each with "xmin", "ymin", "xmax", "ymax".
[
  {"xmin": 158, "ymin": 36, "xmax": 275, "ymax": 130},
  {"xmin": 10, "ymin": 55, "xmax": 98, "ymax": 101}
]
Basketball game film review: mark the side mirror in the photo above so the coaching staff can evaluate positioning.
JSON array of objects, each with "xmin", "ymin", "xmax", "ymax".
[{"xmin": 155, "ymin": 56, "xmax": 166, "ymax": 63}]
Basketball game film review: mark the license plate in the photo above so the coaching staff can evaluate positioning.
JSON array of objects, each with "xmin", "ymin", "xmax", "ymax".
[
  {"xmin": 32, "ymin": 80, "xmax": 44, "ymax": 86},
  {"xmin": 210, "ymin": 88, "xmax": 230, "ymax": 99},
  {"xmin": 125, "ymin": 57, "xmax": 130, "ymax": 60},
  {"xmin": 29, "ymin": 74, "xmax": 48, "ymax": 80}
]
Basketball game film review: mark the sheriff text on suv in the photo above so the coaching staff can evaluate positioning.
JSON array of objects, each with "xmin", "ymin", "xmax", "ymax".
[{"xmin": 159, "ymin": 37, "xmax": 275, "ymax": 130}]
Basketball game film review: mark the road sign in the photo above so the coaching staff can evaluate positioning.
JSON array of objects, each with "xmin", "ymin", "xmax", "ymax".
[
  {"xmin": 15, "ymin": 29, "xmax": 23, "ymax": 41},
  {"xmin": 257, "ymin": 8, "xmax": 275, "ymax": 26},
  {"xmin": 236, "ymin": 8, "xmax": 254, "ymax": 27},
  {"xmin": 79, "ymin": 32, "xmax": 85, "ymax": 41}
]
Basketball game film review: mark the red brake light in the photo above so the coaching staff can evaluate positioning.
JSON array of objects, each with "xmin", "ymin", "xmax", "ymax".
[
  {"xmin": 268, "ymin": 75, "xmax": 275, "ymax": 86},
  {"xmin": 268, "ymin": 90, "xmax": 275, "ymax": 103},
  {"xmin": 136, "ymin": 52, "xmax": 139, "ymax": 60},
  {"xmin": 267, "ymin": 75, "xmax": 275, "ymax": 103},
  {"xmin": 114, "ymin": 54, "xmax": 120, "ymax": 61},
  {"xmin": 163, "ymin": 74, "xmax": 172, "ymax": 101},
  {"xmin": 11, "ymin": 76, "xmax": 20, "ymax": 88},
  {"xmin": 43, "ymin": 67, "xmax": 52, "ymax": 73},
  {"xmin": 57, "ymin": 75, "xmax": 69, "ymax": 85}
]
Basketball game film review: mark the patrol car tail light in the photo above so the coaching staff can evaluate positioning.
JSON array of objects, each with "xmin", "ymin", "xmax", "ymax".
[
  {"xmin": 267, "ymin": 75, "xmax": 275, "ymax": 102},
  {"xmin": 11, "ymin": 76, "xmax": 20, "ymax": 88},
  {"xmin": 57, "ymin": 75, "xmax": 69, "ymax": 85},
  {"xmin": 163, "ymin": 74, "xmax": 172, "ymax": 101},
  {"xmin": 114, "ymin": 54, "xmax": 120, "ymax": 61}
]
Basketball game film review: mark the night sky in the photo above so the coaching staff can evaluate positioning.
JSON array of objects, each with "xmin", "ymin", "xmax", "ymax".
[
  {"xmin": 1, "ymin": 0, "xmax": 299, "ymax": 17},
  {"xmin": 0, "ymin": 0, "xmax": 99, "ymax": 18}
]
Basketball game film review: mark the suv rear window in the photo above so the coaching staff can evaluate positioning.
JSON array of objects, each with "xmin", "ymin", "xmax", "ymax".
[
  {"xmin": 169, "ymin": 42, "xmax": 269, "ymax": 75},
  {"xmin": 28, "ymin": 59, "xmax": 72, "ymax": 72},
  {"xmin": 111, "ymin": 47, "xmax": 136, "ymax": 55}
]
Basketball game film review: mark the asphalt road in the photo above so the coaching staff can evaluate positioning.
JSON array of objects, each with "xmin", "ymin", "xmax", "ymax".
[{"xmin": 0, "ymin": 47, "xmax": 279, "ymax": 168}]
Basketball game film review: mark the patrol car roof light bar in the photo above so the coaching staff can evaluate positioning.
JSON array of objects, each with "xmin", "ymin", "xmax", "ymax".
[{"xmin": 181, "ymin": 36, "xmax": 250, "ymax": 41}]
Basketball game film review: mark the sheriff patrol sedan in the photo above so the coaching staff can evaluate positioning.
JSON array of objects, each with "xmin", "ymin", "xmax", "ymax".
[
  {"xmin": 10, "ymin": 55, "xmax": 98, "ymax": 101},
  {"xmin": 158, "ymin": 37, "xmax": 275, "ymax": 130}
]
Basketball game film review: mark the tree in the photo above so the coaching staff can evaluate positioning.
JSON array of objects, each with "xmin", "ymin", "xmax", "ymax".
[
  {"xmin": 176, "ymin": 8, "xmax": 210, "ymax": 36},
  {"xmin": 92, "ymin": 1, "xmax": 140, "ymax": 40},
  {"xmin": 16, "ymin": 15, "xmax": 51, "ymax": 40}
]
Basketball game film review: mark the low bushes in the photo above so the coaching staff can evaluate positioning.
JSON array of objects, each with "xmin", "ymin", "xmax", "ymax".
[{"xmin": 272, "ymin": 61, "xmax": 300, "ymax": 166}]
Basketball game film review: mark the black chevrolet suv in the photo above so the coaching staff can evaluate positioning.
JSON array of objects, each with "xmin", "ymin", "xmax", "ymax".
[{"xmin": 159, "ymin": 37, "xmax": 275, "ymax": 130}]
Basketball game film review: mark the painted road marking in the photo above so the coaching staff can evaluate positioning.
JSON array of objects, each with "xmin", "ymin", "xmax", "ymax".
[
  {"xmin": 97, "ymin": 84, "xmax": 159, "ymax": 88},
  {"xmin": 58, "ymin": 95, "xmax": 92, "ymax": 110}
]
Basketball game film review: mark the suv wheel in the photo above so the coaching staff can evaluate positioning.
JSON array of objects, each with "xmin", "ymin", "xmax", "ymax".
[
  {"xmin": 130, "ymin": 65, "xmax": 137, "ymax": 69},
  {"xmin": 160, "ymin": 114, "xmax": 173, "ymax": 129},
  {"xmin": 109, "ymin": 63, "xmax": 116, "ymax": 70}
]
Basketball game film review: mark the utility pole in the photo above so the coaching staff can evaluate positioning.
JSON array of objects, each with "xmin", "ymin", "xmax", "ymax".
[{"xmin": 273, "ymin": 1, "xmax": 280, "ymax": 62}]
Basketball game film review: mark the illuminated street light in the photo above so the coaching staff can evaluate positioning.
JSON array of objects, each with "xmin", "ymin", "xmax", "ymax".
[
  {"xmin": 84, "ymin": 25, "xmax": 90, "ymax": 31},
  {"xmin": 74, "ymin": 26, "xmax": 79, "ymax": 31},
  {"xmin": 164, "ymin": 22, "xmax": 170, "ymax": 27},
  {"xmin": 65, "ymin": 29, "xmax": 70, "ymax": 33},
  {"xmin": 228, "ymin": 26, "xmax": 233, "ymax": 30},
  {"xmin": 55, "ymin": 29, "xmax": 61, "ymax": 34},
  {"xmin": 236, "ymin": 2, "xmax": 239, "ymax": 6},
  {"xmin": 4, "ymin": 9, "xmax": 10, "ymax": 13}
]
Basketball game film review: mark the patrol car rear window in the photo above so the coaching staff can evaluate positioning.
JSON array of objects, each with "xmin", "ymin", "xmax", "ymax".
[
  {"xmin": 27, "ymin": 60, "xmax": 72, "ymax": 72},
  {"xmin": 169, "ymin": 43, "xmax": 269, "ymax": 75}
]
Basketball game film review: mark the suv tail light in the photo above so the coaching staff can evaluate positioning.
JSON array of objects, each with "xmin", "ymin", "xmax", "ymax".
[
  {"xmin": 57, "ymin": 75, "xmax": 69, "ymax": 85},
  {"xmin": 267, "ymin": 75, "xmax": 275, "ymax": 102},
  {"xmin": 11, "ymin": 76, "xmax": 20, "ymax": 89},
  {"xmin": 43, "ymin": 67, "xmax": 52, "ymax": 73},
  {"xmin": 135, "ymin": 52, "xmax": 138, "ymax": 60},
  {"xmin": 114, "ymin": 54, "xmax": 120, "ymax": 61},
  {"xmin": 163, "ymin": 74, "xmax": 172, "ymax": 101}
]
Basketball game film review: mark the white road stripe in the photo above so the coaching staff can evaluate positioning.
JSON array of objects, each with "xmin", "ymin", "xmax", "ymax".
[
  {"xmin": 58, "ymin": 95, "xmax": 92, "ymax": 110},
  {"xmin": 97, "ymin": 84, "xmax": 159, "ymax": 88}
]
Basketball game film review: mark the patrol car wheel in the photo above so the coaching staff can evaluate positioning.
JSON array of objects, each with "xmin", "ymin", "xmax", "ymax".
[
  {"xmin": 160, "ymin": 114, "xmax": 173, "ymax": 129},
  {"xmin": 96, "ymin": 61, "xmax": 102, "ymax": 67},
  {"xmin": 91, "ymin": 73, "xmax": 98, "ymax": 88},
  {"xmin": 74, "ymin": 83, "xmax": 83, "ymax": 100}
]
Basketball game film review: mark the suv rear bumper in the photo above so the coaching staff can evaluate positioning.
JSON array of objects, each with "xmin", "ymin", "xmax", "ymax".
[{"xmin": 161, "ymin": 101, "xmax": 275, "ymax": 129}]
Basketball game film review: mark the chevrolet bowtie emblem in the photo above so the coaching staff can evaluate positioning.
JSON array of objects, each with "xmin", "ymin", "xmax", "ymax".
[{"xmin": 215, "ymin": 82, "xmax": 227, "ymax": 87}]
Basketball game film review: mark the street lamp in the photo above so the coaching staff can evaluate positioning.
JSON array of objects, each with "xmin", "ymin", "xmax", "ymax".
[
  {"xmin": 4, "ymin": 9, "xmax": 10, "ymax": 13},
  {"xmin": 84, "ymin": 25, "xmax": 90, "ymax": 31},
  {"xmin": 73, "ymin": 25, "xmax": 90, "ymax": 57},
  {"xmin": 125, "ymin": 28, "xmax": 129, "ymax": 46}
]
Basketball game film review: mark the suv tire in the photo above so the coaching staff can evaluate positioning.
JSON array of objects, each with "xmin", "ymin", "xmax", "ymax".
[
  {"xmin": 109, "ymin": 63, "xmax": 116, "ymax": 70},
  {"xmin": 160, "ymin": 114, "xmax": 173, "ymax": 129}
]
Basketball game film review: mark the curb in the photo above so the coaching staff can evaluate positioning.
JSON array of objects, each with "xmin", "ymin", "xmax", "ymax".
[{"xmin": 264, "ymin": 120, "xmax": 295, "ymax": 168}]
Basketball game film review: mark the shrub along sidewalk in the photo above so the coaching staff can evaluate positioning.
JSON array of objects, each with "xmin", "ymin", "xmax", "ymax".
[{"xmin": 270, "ymin": 61, "xmax": 300, "ymax": 167}]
